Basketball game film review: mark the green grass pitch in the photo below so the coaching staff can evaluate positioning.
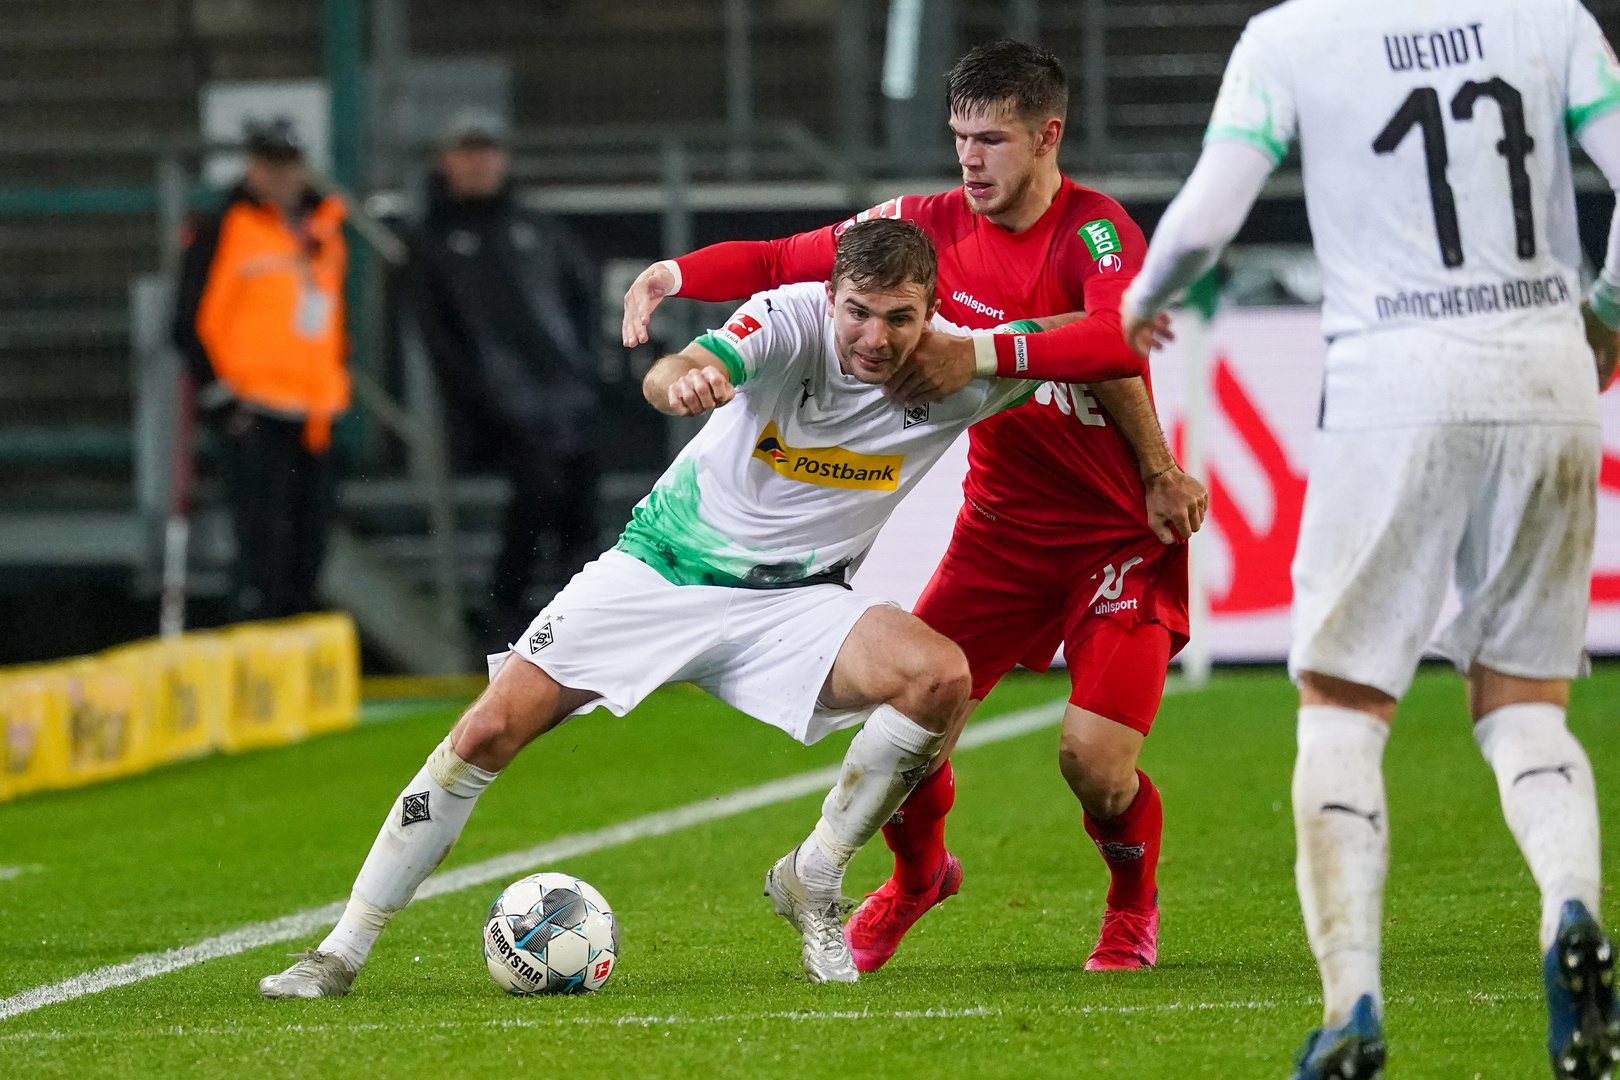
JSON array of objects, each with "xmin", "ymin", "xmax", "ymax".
[{"xmin": 2, "ymin": 666, "xmax": 1617, "ymax": 1078}]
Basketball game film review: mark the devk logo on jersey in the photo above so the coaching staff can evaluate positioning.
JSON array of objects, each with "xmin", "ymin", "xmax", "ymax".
[
  {"xmin": 751, "ymin": 422, "xmax": 903, "ymax": 491},
  {"xmin": 1079, "ymin": 218, "xmax": 1122, "ymax": 266}
]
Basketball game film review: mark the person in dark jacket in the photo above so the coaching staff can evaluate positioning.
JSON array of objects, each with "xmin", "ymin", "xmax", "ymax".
[
  {"xmin": 401, "ymin": 112, "xmax": 601, "ymax": 640},
  {"xmin": 173, "ymin": 119, "xmax": 349, "ymax": 620}
]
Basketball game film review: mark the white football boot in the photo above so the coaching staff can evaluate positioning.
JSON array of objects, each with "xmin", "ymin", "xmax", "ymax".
[
  {"xmin": 258, "ymin": 949, "xmax": 359, "ymax": 999},
  {"xmin": 764, "ymin": 850, "xmax": 858, "ymax": 984}
]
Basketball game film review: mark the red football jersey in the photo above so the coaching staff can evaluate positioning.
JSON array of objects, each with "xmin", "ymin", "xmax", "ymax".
[{"xmin": 674, "ymin": 178, "xmax": 1159, "ymax": 545}]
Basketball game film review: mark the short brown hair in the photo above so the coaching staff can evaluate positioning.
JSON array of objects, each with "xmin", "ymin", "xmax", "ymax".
[
  {"xmin": 831, "ymin": 218, "xmax": 937, "ymax": 299},
  {"xmin": 947, "ymin": 39, "xmax": 1068, "ymax": 125}
]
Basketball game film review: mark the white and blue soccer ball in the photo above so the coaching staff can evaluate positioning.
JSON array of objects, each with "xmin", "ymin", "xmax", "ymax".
[{"xmin": 483, "ymin": 872, "xmax": 618, "ymax": 995}]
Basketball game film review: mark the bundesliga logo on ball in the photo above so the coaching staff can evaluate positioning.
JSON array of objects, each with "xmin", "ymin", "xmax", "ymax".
[{"xmin": 483, "ymin": 873, "xmax": 618, "ymax": 995}]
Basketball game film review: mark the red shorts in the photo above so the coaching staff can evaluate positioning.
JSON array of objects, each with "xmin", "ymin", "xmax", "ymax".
[{"xmin": 912, "ymin": 506, "xmax": 1188, "ymax": 735}]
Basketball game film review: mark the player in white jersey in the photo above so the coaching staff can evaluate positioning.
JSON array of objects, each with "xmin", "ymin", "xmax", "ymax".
[
  {"xmin": 256, "ymin": 220, "xmax": 1126, "ymax": 997},
  {"xmin": 1121, "ymin": 2, "xmax": 1620, "ymax": 1077}
]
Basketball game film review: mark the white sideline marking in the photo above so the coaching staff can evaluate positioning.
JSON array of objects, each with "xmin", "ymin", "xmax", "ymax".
[
  {"xmin": 0, "ymin": 865, "xmax": 43, "ymax": 882},
  {"xmin": 0, "ymin": 698, "xmax": 1071, "ymax": 1022},
  {"xmin": 0, "ymin": 1007, "xmax": 1004, "ymax": 1042},
  {"xmin": 0, "ymin": 991, "xmax": 1542, "ymax": 1042}
]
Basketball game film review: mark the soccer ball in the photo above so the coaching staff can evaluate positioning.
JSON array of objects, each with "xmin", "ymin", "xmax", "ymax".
[{"xmin": 483, "ymin": 872, "xmax": 618, "ymax": 995}]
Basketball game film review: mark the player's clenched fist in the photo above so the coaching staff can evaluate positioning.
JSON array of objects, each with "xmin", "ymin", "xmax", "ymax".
[
  {"xmin": 622, "ymin": 260, "xmax": 678, "ymax": 347},
  {"xmin": 667, "ymin": 365, "xmax": 735, "ymax": 416},
  {"xmin": 1144, "ymin": 465, "xmax": 1208, "ymax": 545}
]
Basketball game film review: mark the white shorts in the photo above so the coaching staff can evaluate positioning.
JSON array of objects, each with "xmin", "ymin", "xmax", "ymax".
[
  {"xmin": 490, "ymin": 549, "xmax": 892, "ymax": 745},
  {"xmin": 1289, "ymin": 423, "xmax": 1600, "ymax": 699}
]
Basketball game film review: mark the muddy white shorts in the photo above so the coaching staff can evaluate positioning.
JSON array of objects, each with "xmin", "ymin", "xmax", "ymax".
[
  {"xmin": 1288, "ymin": 422, "xmax": 1600, "ymax": 699},
  {"xmin": 488, "ymin": 549, "xmax": 892, "ymax": 745}
]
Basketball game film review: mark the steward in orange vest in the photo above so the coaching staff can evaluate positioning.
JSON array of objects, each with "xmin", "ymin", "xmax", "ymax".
[
  {"xmin": 174, "ymin": 160, "xmax": 349, "ymax": 448},
  {"xmin": 173, "ymin": 120, "xmax": 349, "ymax": 618}
]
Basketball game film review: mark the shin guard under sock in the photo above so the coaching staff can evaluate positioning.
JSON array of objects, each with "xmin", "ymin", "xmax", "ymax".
[
  {"xmin": 1082, "ymin": 770, "xmax": 1163, "ymax": 911},
  {"xmin": 1475, "ymin": 702, "xmax": 1603, "ymax": 952},
  {"xmin": 797, "ymin": 705, "xmax": 945, "ymax": 898},
  {"xmin": 882, "ymin": 759, "xmax": 956, "ymax": 893},
  {"xmin": 320, "ymin": 737, "xmax": 498, "ymax": 968},
  {"xmin": 1293, "ymin": 705, "xmax": 1389, "ymax": 1026}
]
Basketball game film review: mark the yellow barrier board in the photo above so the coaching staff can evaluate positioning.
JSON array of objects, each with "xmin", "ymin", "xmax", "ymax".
[
  {"xmin": 58, "ymin": 658, "xmax": 154, "ymax": 788},
  {"xmin": 292, "ymin": 614, "xmax": 361, "ymax": 736},
  {"xmin": 0, "ymin": 673, "xmax": 70, "ymax": 801},
  {"xmin": 221, "ymin": 624, "xmax": 311, "ymax": 753},
  {"xmin": 0, "ymin": 611, "xmax": 364, "ymax": 802},
  {"xmin": 108, "ymin": 637, "xmax": 233, "ymax": 767}
]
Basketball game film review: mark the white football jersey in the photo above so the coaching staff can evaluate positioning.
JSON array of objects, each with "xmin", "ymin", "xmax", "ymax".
[
  {"xmin": 1208, "ymin": 0, "xmax": 1620, "ymax": 425},
  {"xmin": 615, "ymin": 283, "xmax": 1035, "ymax": 587}
]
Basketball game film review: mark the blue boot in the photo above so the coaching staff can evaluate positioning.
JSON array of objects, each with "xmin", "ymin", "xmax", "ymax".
[
  {"xmin": 1545, "ymin": 900, "xmax": 1620, "ymax": 1080},
  {"xmin": 1288, "ymin": 994, "xmax": 1386, "ymax": 1080}
]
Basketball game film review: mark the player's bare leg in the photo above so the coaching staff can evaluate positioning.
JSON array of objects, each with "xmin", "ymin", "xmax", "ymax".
[
  {"xmin": 260, "ymin": 657, "xmax": 597, "ymax": 999},
  {"xmin": 1469, "ymin": 666, "xmax": 1616, "ymax": 1079},
  {"xmin": 1287, "ymin": 670, "xmax": 1393, "ymax": 1078},
  {"xmin": 766, "ymin": 605, "xmax": 968, "ymax": 983},
  {"xmin": 1058, "ymin": 707, "xmax": 1162, "ymax": 970}
]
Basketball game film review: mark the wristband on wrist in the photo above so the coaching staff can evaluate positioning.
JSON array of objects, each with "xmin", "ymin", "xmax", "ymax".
[
  {"xmin": 657, "ymin": 259, "xmax": 683, "ymax": 297},
  {"xmin": 1589, "ymin": 273, "xmax": 1620, "ymax": 331},
  {"xmin": 971, "ymin": 334, "xmax": 998, "ymax": 376},
  {"xmin": 1143, "ymin": 464, "xmax": 1178, "ymax": 482}
]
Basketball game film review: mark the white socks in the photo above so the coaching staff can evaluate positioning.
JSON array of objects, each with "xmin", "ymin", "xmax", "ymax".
[
  {"xmin": 319, "ymin": 737, "xmax": 499, "ymax": 969},
  {"xmin": 796, "ymin": 705, "xmax": 945, "ymax": 898},
  {"xmin": 1293, "ymin": 705, "xmax": 1390, "ymax": 1026},
  {"xmin": 1474, "ymin": 702, "xmax": 1603, "ymax": 953}
]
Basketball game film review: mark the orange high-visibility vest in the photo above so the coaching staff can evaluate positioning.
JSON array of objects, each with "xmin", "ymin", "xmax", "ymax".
[{"xmin": 194, "ymin": 192, "xmax": 350, "ymax": 450}]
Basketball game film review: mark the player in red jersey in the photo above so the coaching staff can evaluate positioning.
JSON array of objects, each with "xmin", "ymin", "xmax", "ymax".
[{"xmin": 623, "ymin": 40, "xmax": 1207, "ymax": 972}]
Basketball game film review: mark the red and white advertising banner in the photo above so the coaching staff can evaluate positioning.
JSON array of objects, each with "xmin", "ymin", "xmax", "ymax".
[{"xmin": 854, "ymin": 308, "xmax": 1620, "ymax": 662}]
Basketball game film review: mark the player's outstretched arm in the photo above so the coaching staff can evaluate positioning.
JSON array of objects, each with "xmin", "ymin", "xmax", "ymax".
[
  {"xmin": 886, "ymin": 312, "xmax": 1151, "ymax": 405},
  {"xmin": 621, "ymin": 229, "xmax": 841, "ymax": 347},
  {"xmin": 1120, "ymin": 140, "xmax": 1273, "ymax": 354},
  {"xmin": 1088, "ymin": 379, "xmax": 1208, "ymax": 544},
  {"xmin": 642, "ymin": 343, "xmax": 736, "ymax": 417}
]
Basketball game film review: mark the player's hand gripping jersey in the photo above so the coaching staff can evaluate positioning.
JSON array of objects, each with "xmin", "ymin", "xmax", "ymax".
[
  {"xmin": 615, "ymin": 283, "xmax": 1037, "ymax": 588},
  {"xmin": 1206, "ymin": 0, "xmax": 1620, "ymax": 427}
]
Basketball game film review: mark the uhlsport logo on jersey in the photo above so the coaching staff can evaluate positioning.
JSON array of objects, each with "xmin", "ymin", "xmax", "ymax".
[
  {"xmin": 751, "ymin": 421, "xmax": 903, "ymax": 490},
  {"xmin": 1079, "ymin": 218, "xmax": 1121, "ymax": 263}
]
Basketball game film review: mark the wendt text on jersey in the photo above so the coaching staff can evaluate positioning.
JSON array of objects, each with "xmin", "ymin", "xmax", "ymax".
[{"xmin": 1385, "ymin": 24, "xmax": 1485, "ymax": 73}]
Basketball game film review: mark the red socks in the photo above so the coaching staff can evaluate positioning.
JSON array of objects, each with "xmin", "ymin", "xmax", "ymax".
[
  {"xmin": 881, "ymin": 759, "xmax": 955, "ymax": 893},
  {"xmin": 1082, "ymin": 770, "xmax": 1163, "ymax": 911}
]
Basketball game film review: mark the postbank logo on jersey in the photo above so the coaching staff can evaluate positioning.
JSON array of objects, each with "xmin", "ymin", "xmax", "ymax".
[
  {"xmin": 751, "ymin": 421, "xmax": 903, "ymax": 491},
  {"xmin": 1079, "ymin": 218, "xmax": 1123, "ymax": 272}
]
